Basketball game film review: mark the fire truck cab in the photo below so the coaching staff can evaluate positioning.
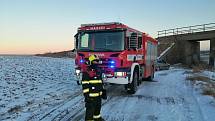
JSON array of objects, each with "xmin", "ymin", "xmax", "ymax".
[{"xmin": 74, "ymin": 22, "xmax": 157, "ymax": 94}]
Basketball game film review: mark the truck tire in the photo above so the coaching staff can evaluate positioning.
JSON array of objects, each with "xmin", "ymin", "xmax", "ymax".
[
  {"xmin": 137, "ymin": 71, "xmax": 141, "ymax": 86},
  {"xmin": 127, "ymin": 70, "xmax": 138, "ymax": 94}
]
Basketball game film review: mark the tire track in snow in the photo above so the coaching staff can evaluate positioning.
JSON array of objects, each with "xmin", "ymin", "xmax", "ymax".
[
  {"xmin": 43, "ymin": 92, "xmax": 83, "ymax": 121},
  {"xmin": 102, "ymin": 95, "xmax": 185, "ymax": 121},
  {"xmin": 107, "ymin": 94, "xmax": 185, "ymax": 105},
  {"xmin": 37, "ymin": 85, "xmax": 115, "ymax": 121},
  {"xmin": 181, "ymin": 80, "xmax": 205, "ymax": 121},
  {"xmin": 51, "ymin": 97, "xmax": 84, "ymax": 121},
  {"xmin": 27, "ymin": 89, "xmax": 83, "ymax": 121}
]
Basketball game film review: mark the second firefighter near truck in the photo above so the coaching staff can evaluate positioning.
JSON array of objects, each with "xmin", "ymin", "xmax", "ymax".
[{"xmin": 81, "ymin": 54, "xmax": 107, "ymax": 121}]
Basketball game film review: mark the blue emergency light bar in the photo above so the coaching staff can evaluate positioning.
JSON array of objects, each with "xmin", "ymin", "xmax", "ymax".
[{"xmin": 80, "ymin": 59, "xmax": 84, "ymax": 63}]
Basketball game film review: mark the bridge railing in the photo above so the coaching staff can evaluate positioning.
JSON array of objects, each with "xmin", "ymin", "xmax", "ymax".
[{"xmin": 158, "ymin": 23, "xmax": 215, "ymax": 37}]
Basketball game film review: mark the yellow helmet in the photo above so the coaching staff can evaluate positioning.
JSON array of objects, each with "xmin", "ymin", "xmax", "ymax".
[{"xmin": 89, "ymin": 54, "xmax": 99, "ymax": 64}]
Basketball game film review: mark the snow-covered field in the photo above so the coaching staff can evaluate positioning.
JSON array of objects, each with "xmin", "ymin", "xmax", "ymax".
[
  {"xmin": 0, "ymin": 56, "xmax": 79, "ymax": 121},
  {"xmin": 0, "ymin": 56, "xmax": 214, "ymax": 121}
]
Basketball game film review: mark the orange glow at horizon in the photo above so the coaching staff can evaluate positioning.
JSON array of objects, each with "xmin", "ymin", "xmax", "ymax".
[
  {"xmin": 0, "ymin": 26, "xmax": 76, "ymax": 55},
  {"xmin": 0, "ymin": 40, "xmax": 74, "ymax": 55}
]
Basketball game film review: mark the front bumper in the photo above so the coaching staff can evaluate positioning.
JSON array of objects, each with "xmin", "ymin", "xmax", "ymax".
[
  {"xmin": 104, "ymin": 77, "xmax": 129, "ymax": 84},
  {"xmin": 75, "ymin": 69, "xmax": 129, "ymax": 85}
]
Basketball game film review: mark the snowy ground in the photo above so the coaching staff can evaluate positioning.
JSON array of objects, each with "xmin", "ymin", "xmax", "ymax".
[
  {"xmin": 0, "ymin": 56, "xmax": 214, "ymax": 121},
  {"xmin": 0, "ymin": 56, "xmax": 79, "ymax": 120}
]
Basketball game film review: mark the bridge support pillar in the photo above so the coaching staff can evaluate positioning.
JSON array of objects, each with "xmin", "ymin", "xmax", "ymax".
[
  {"xmin": 209, "ymin": 38, "xmax": 215, "ymax": 67},
  {"xmin": 192, "ymin": 41, "xmax": 200, "ymax": 64},
  {"xmin": 183, "ymin": 41, "xmax": 200, "ymax": 65}
]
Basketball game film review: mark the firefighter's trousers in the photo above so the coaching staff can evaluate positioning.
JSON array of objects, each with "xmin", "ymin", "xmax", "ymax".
[{"xmin": 85, "ymin": 97, "xmax": 102, "ymax": 121}]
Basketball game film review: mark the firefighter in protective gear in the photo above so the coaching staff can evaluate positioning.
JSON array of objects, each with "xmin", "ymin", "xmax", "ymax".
[{"xmin": 81, "ymin": 54, "xmax": 106, "ymax": 121}]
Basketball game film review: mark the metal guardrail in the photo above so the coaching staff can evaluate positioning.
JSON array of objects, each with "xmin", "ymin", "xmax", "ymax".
[{"xmin": 158, "ymin": 23, "xmax": 215, "ymax": 37}]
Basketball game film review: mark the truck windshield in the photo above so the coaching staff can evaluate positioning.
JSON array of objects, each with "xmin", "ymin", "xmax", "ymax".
[{"xmin": 78, "ymin": 31, "xmax": 124, "ymax": 52}]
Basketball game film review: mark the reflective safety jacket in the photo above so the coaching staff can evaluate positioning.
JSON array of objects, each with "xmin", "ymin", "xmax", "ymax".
[
  {"xmin": 81, "ymin": 70, "xmax": 103, "ymax": 99},
  {"xmin": 82, "ymin": 79, "xmax": 103, "ymax": 98}
]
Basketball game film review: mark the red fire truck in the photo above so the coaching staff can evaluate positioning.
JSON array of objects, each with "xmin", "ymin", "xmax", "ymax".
[{"xmin": 74, "ymin": 22, "xmax": 157, "ymax": 94}]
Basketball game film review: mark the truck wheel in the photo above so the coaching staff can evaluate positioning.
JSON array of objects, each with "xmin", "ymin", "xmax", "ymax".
[
  {"xmin": 137, "ymin": 73, "xmax": 141, "ymax": 86},
  {"xmin": 128, "ymin": 70, "xmax": 138, "ymax": 94},
  {"xmin": 124, "ymin": 84, "xmax": 128, "ymax": 90}
]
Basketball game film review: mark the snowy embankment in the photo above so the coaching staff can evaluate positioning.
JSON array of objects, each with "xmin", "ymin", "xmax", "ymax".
[{"xmin": 0, "ymin": 56, "xmax": 214, "ymax": 121}]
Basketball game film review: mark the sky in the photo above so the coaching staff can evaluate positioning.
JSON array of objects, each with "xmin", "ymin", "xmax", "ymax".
[{"xmin": 0, "ymin": 0, "xmax": 214, "ymax": 54}]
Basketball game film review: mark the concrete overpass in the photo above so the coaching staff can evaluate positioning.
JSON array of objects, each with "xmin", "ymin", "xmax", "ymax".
[{"xmin": 156, "ymin": 23, "xmax": 215, "ymax": 66}]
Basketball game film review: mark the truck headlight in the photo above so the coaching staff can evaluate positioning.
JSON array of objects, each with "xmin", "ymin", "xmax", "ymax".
[{"xmin": 115, "ymin": 72, "xmax": 127, "ymax": 77}]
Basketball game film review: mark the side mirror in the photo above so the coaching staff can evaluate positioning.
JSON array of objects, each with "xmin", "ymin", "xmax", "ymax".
[{"xmin": 74, "ymin": 33, "xmax": 80, "ymax": 50}]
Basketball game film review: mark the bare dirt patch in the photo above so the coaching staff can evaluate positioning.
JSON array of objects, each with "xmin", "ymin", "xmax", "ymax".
[
  {"xmin": 8, "ymin": 105, "xmax": 22, "ymax": 113},
  {"xmin": 202, "ymin": 87, "xmax": 215, "ymax": 98},
  {"xmin": 186, "ymin": 74, "xmax": 215, "ymax": 98},
  {"xmin": 186, "ymin": 75, "xmax": 211, "ymax": 83}
]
